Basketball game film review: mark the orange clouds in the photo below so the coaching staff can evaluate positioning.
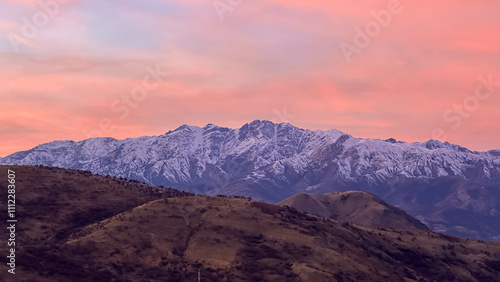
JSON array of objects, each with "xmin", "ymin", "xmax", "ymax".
[
  {"xmin": 1, "ymin": 0, "xmax": 500, "ymax": 157},
  {"xmin": 2, "ymin": 0, "xmax": 39, "ymax": 6}
]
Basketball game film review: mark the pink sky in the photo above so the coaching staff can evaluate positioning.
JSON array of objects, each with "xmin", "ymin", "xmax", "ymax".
[{"xmin": 1, "ymin": 0, "xmax": 499, "ymax": 157}]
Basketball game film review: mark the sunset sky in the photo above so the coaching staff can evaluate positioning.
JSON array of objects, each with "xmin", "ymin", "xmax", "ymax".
[{"xmin": 1, "ymin": 0, "xmax": 499, "ymax": 157}]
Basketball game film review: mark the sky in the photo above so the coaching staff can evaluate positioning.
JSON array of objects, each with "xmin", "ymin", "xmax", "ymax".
[{"xmin": 0, "ymin": 0, "xmax": 499, "ymax": 157}]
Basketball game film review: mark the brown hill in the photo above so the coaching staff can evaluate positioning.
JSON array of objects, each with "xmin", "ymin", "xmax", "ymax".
[
  {"xmin": 1, "ymin": 165, "xmax": 500, "ymax": 282},
  {"xmin": 278, "ymin": 191, "xmax": 429, "ymax": 231}
]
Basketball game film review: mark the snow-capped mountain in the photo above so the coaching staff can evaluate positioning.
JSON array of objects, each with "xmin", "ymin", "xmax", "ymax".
[{"xmin": 2, "ymin": 120, "xmax": 500, "ymax": 240}]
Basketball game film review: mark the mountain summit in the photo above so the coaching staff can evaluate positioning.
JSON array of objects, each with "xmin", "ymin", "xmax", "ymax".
[{"xmin": 1, "ymin": 120, "xmax": 500, "ymax": 240}]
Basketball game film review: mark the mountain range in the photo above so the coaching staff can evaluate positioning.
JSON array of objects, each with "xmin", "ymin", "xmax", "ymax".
[{"xmin": 1, "ymin": 120, "xmax": 499, "ymax": 240}]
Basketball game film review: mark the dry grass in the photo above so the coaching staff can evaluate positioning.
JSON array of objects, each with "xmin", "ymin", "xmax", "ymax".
[
  {"xmin": 278, "ymin": 191, "xmax": 429, "ymax": 230},
  {"xmin": 0, "ymin": 165, "xmax": 499, "ymax": 281}
]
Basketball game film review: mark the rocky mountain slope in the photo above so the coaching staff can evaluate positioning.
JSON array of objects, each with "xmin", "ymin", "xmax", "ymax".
[
  {"xmin": 1, "ymin": 165, "xmax": 500, "ymax": 282},
  {"xmin": 1, "ymin": 120, "xmax": 499, "ymax": 240},
  {"xmin": 277, "ymin": 191, "xmax": 429, "ymax": 231}
]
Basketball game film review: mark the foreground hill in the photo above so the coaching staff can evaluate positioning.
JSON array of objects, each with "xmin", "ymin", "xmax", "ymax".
[
  {"xmin": 278, "ymin": 191, "xmax": 429, "ymax": 231},
  {"xmin": 1, "ymin": 120, "xmax": 499, "ymax": 240},
  {"xmin": 1, "ymin": 166, "xmax": 500, "ymax": 281}
]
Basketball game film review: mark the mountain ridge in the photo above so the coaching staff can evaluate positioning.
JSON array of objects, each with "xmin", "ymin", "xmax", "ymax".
[{"xmin": 1, "ymin": 120, "xmax": 499, "ymax": 240}]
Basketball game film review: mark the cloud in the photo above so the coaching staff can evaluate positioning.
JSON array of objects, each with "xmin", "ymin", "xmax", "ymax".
[
  {"xmin": 2, "ymin": 0, "xmax": 39, "ymax": 7},
  {"xmin": 0, "ymin": 0, "xmax": 499, "ymax": 156}
]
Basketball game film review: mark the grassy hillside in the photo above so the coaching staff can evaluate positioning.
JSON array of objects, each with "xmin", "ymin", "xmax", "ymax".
[
  {"xmin": 278, "ymin": 191, "xmax": 429, "ymax": 231},
  {"xmin": 1, "ymin": 166, "xmax": 499, "ymax": 281}
]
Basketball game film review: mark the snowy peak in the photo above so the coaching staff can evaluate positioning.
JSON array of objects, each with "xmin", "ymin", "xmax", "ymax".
[
  {"xmin": 202, "ymin": 123, "xmax": 227, "ymax": 131},
  {"xmin": 421, "ymin": 139, "xmax": 474, "ymax": 153},
  {"xmin": 238, "ymin": 120, "xmax": 277, "ymax": 140},
  {"xmin": 170, "ymin": 124, "xmax": 203, "ymax": 134}
]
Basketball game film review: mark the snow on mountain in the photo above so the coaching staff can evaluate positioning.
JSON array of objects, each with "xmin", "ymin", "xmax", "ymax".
[
  {"xmin": 2, "ymin": 120, "xmax": 498, "ymax": 189},
  {"xmin": 1, "ymin": 120, "xmax": 500, "ymax": 240}
]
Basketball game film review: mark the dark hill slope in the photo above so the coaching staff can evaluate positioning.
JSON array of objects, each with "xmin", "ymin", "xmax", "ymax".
[{"xmin": 0, "ymin": 166, "xmax": 499, "ymax": 281}]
